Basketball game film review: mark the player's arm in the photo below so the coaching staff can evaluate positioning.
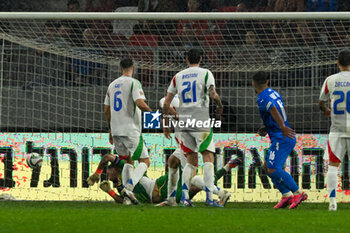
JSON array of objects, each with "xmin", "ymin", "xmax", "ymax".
[
  {"xmin": 104, "ymin": 105, "xmax": 111, "ymax": 130},
  {"xmin": 318, "ymin": 78, "xmax": 331, "ymax": 117},
  {"xmin": 270, "ymin": 106, "xmax": 295, "ymax": 139},
  {"xmin": 162, "ymin": 93, "xmax": 175, "ymax": 139},
  {"xmin": 135, "ymin": 99, "xmax": 152, "ymax": 112},
  {"xmin": 168, "ymin": 106, "xmax": 178, "ymax": 120},
  {"xmin": 104, "ymin": 87, "xmax": 113, "ymax": 145},
  {"xmin": 87, "ymin": 154, "xmax": 117, "ymax": 186},
  {"xmin": 318, "ymin": 100, "xmax": 331, "ymax": 117},
  {"xmin": 209, "ymin": 85, "xmax": 223, "ymax": 116},
  {"xmin": 132, "ymin": 80, "xmax": 152, "ymax": 112}
]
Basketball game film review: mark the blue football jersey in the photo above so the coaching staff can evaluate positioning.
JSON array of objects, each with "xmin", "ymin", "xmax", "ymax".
[{"xmin": 257, "ymin": 88, "xmax": 291, "ymax": 142}]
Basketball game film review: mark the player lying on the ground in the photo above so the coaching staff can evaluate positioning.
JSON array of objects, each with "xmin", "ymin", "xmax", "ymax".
[
  {"xmin": 318, "ymin": 50, "xmax": 350, "ymax": 211},
  {"xmin": 253, "ymin": 71, "xmax": 307, "ymax": 209},
  {"xmin": 88, "ymin": 153, "xmax": 241, "ymax": 205}
]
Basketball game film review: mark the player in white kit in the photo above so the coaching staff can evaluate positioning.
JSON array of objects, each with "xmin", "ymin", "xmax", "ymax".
[
  {"xmin": 162, "ymin": 49, "xmax": 224, "ymax": 207},
  {"xmin": 319, "ymin": 50, "xmax": 350, "ymax": 211},
  {"xmin": 87, "ymin": 58, "xmax": 152, "ymax": 204},
  {"xmin": 156, "ymin": 95, "xmax": 188, "ymax": 206}
]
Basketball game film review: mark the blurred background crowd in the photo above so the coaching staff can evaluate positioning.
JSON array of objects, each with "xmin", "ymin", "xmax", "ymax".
[
  {"xmin": 1, "ymin": 0, "xmax": 349, "ymax": 48},
  {"xmin": 1, "ymin": 0, "xmax": 350, "ymax": 13},
  {"xmin": 0, "ymin": 0, "xmax": 343, "ymax": 132}
]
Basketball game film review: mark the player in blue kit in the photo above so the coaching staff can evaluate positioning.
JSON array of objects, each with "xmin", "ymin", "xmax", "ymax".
[{"xmin": 253, "ymin": 71, "xmax": 308, "ymax": 209}]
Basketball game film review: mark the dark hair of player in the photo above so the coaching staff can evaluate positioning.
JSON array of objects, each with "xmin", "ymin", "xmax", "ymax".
[
  {"xmin": 67, "ymin": 0, "xmax": 80, "ymax": 7},
  {"xmin": 186, "ymin": 48, "xmax": 202, "ymax": 64},
  {"xmin": 120, "ymin": 58, "xmax": 134, "ymax": 69},
  {"xmin": 338, "ymin": 50, "xmax": 350, "ymax": 67},
  {"xmin": 252, "ymin": 71, "xmax": 269, "ymax": 86}
]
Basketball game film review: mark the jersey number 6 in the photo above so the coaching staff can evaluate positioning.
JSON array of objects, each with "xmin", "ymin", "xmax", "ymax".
[{"xmin": 114, "ymin": 91, "xmax": 122, "ymax": 111}]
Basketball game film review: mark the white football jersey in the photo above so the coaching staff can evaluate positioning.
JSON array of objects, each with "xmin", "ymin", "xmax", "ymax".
[
  {"xmin": 104, "ymin": 76, "xmax": 146, "ymax": 137},
  {"xmin": 320, "ymin": 71, "xmax": 350, "ymax": 137},
  {"xmin": 167, "ymin": 66, "xmax": 215, "ymax": 122}
]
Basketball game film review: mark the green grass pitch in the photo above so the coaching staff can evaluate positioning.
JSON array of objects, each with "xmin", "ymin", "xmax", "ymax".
[{"xmin": 1, "ymin": 201, "xmax": 349, "ymax": 233}]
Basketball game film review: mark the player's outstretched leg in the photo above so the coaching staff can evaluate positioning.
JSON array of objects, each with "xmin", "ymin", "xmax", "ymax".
[
  {"xmin": 191, "ymin": 175, "xmax": 230, "ymax": 206},
  {"xmin": 327, "ymin": 165, "xmax": 339, "ymax": 211}
]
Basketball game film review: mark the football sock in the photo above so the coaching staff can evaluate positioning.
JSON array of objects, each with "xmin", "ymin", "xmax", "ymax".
[
  {"xmin": 203, "ymin": 162, "xmax": 215, "ymax": 202},
  {"xmin": 293, "ymin": 189, "xmax": 302, "ymax": 195},
  {"xmin": 223, "ymin": 164, "xmax": 230, "ymax": 172},
  {"xmin": 214, "ymin": 168, "xmax": 227, "ymax": 184},
  {"xmin": 126, "ymin": 162, "xmax": 147, "ymax": 191},
  {"xmin": 167, "ymin": 167, "xmax": 179, "ymax": 202},
  {"xmin": 191, "ymin": 175, "xmax": 205, "ymax": 189},
  {"xmin": 122, "ymin": 163, "xmax": 133, "ymax": 187},
  {"xmin": 270, "ymin": 169, "xmax": 299, "ymax": 193},
  {"xmin": 181, "ymin": 163, "xmax": 196, "ymax": 200},
  {"xmin": 191, "ymin": 175, "xmax": 220, "ymax": 195},
  {"xmin": 282, "ymin": 191, "xmax": 293, "ymax": 198},
  {"xmin": 327, "ymin": 165, "xmax": 338, "ymax": 203}
]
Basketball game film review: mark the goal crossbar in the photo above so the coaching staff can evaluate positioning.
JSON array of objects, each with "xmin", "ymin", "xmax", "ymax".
[{"xmin": 0, "ymin": 12, "xmax": 350, "ymax": 21}]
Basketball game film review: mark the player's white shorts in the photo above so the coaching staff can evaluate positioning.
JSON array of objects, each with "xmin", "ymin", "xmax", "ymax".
[
  {"xmin": 172, "ymin": 147, "xmax": 187, "ymax": 169},
  {"xmin": 139, "ymin": 176, "xmax": 156, "ymax": 203},
  {"xmin": 327, "ymin": 133, "xmax": 350, "ymax": 163},
  {"xmin": 180, "ymin": 130, "xmax": 215, "ymax": 153},
  {"xmin": 113, "ymin": 135, "xmax": 149, "ymax": 160}
]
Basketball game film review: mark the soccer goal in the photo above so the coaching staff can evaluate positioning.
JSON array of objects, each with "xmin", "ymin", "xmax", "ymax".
[{"xmin": 0, "ymin": 12, "xmax": 348, "ymax": 202}]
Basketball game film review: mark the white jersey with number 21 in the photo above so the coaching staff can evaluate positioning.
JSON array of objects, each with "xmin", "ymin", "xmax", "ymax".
[{"xmin": 167, "ymin": 67, "xmax": 215, "ymax": 119}]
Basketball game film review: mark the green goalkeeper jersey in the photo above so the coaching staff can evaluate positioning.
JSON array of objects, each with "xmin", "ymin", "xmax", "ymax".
[{"xmin": 133, "ymin": 183, "xmax": 151, "ymax": 203}]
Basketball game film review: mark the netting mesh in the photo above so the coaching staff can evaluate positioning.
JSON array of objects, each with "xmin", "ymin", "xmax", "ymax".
[
  {"xmin": 0, "ymin": 14, "xmax": 348, "ymax": 202},
  {"xmin": 1, "ymin": 17, "xmax": 346, "ymax": 133}
]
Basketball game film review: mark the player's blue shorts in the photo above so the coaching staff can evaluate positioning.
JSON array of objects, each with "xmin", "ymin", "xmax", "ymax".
[{"xmin": 265, "ymin": 137, "xmax": 296, "ymax": 169}]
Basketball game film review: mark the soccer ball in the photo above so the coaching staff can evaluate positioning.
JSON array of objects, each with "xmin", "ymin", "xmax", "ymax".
[{"xmin": 26, "ymin": 152, "xmax": 43, "ymax": 169}]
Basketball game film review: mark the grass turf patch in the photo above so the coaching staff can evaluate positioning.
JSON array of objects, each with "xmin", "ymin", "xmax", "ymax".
[{"xmin": 0, "ymin": 201, "xmax": 349, "ymax": 233}]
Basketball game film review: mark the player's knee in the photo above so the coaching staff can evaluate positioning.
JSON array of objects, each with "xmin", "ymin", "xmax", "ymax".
[
  {"xmin": 201, "ymin": 150, "xmax": 214, "ymax": 163},
  {"xmin": 186, "ymin": 153, "xmax": 198, "ymax": 166},
  {"xmin": 168, "ymin": 155, "xmax": 180, "ymax": 168},
  {"xmin": 329, "ymin": 161, "xmax": 341, "ymax": 167}
]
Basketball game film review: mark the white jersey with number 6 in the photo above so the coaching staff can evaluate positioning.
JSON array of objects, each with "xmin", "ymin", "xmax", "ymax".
[
  {"xmin": 167, "ymin": 66, "xmax": 215, "ymax": 120},
  {"xmin": 320, "ymin": 72, "xmax": 350, "ymax": 137},
  {"xmin": 104, "ymin": 76, "xmax": 146, "ymax": 137}
]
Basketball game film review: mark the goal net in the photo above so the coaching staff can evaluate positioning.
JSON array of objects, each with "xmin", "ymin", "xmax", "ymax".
[{"xmin": 0, "ymin": 12, "xmax": 348, "ymax": 202}]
